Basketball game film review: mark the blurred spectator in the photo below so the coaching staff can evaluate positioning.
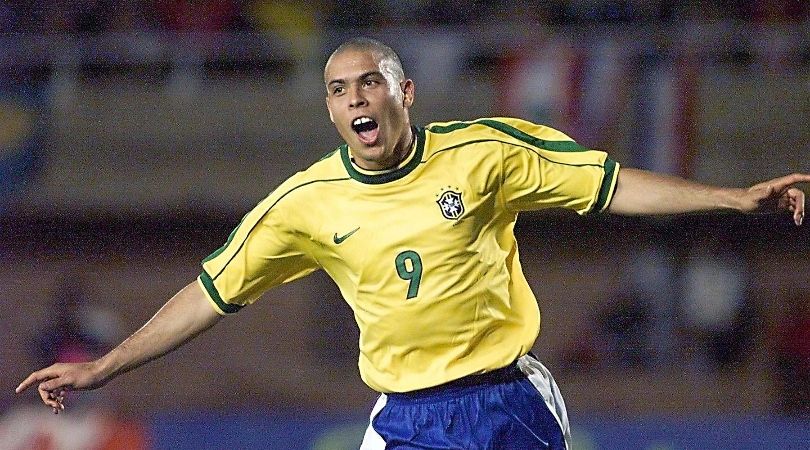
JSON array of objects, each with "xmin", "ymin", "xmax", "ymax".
[
  {"xmin": 0, "ymin": 69, "xmax": 48, "ymax": 211},
  {"xmin": 105, "ymin": 0, "xmax": 161, "ymax": 32},
  {"xmin": 34, "ymin": 0, "xmax": 131, "ymax": 35},
  {"xmin": 34, "ymin": 276, "xmax": 115, "ymax": 371},
  {"xmin": 0, "ymin": 2, "xmax": 21, "ymax": 33},
  {"xmin": 1, "ymin": 0, "xmax": 808, "ymax": 37},
  {"xmin": 747, "ymin": 0, "xmax": 808, "ymax": 23},
  {"xmin": 246, "ymin": 0, "xmax": 322, "ymax": 80},
  {"xmin": 72, "ymin": 0, "xmax": 114, "ymax": 35},
  {"xmin": 322, "ymin": 0, "xmax": 386, "ymax": 30},
  {"xmin": 598, "ymin": 291, "xmax": 654, "ymax": 369},
  {"xmin": 557, "ymin": 328, "xmax": 601, "ymax": 374},
  {"xmin": 681, "ymin": 251, "xmax": 758, "ymax": 371},
  {"xmin": 0, "ymin": 1, "xmax": 51, "ymax": 34},
  {"xmin": 626, "ymin": 246, "xmax": 680, "ymax": 366},
  {"xmin": 153, "ymin": 0, "xmax": 244, "ymax": 32},
  {"xmin": 0, "ymin": 274, "xmax": 146, "ymax": 450},
  {"xmin": 421, "ymin": 0, "xmax": 482, "ymax": 26},
  {"xmin": 774, "ymin": 293, "xmax": 810, "ymax": 415}
]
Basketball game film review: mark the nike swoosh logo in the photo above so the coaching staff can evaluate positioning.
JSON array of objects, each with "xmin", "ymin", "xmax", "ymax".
[{"xmin": 333, "ymin": 227, "xmax": 360, "ymax": 244}]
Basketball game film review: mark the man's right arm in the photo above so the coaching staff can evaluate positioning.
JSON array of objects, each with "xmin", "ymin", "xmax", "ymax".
[{"xmin": 16, "ymin": 279, "xmax": 222, "ymax": 412}]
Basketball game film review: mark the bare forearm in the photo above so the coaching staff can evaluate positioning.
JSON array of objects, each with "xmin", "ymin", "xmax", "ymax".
[
  {"xmin": 607, "ymin": 168, "xmax": 744, "ymax": 215},
  {"xmin": 17, "ymin": 279, "xmax": 225, "ymax": 411},
  {"xmin": 95, "ymin": 280, "xmax": 222, "ymax": 381}
]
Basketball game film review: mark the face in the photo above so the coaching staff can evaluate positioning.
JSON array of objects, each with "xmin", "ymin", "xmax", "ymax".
[{"xmin": 325, "ymin": 48, "xmax": 415, "ymax": 170}]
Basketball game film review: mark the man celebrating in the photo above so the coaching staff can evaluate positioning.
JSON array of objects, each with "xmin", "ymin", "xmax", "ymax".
[{"xmin": 17, "ymin": 38, "xmax": 808, "ymax": 449}]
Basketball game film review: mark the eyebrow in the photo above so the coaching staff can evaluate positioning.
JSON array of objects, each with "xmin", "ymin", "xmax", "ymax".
[{"xmin": 327, "ymin": 70, "xmax": 385, "ymax": 87}]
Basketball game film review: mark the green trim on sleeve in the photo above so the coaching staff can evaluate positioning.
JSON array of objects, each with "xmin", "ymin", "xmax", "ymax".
[
  {"xmin": 427, "ymin": 119, "xmax": 590, "ymax": 152},
  {"xmin": 592, "ymin": 158, "xmax": 619, "ymax": 213},
  {"xmin": 199, "ymin": 270, "xmax": 243, "ymax": 314}
]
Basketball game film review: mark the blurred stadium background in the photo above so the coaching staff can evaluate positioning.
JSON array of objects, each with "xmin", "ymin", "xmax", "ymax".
[{"xmin": 1, "ymin": 1, "xmax": 809, "ymax": 449}]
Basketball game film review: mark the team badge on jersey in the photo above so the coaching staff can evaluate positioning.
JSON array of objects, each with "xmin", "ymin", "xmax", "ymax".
[{"xmin": 436, "ymin": 190, "xmax": 464, "ymax": 220}]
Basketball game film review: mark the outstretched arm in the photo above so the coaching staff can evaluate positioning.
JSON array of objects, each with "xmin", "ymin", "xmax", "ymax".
[
  {"xmin": 16, "ymin": 280, "xmax": 222, "ymax": 413},
  {"xmin": 607, "ymin": 168, "xmax": 810, "ymax": 225}
]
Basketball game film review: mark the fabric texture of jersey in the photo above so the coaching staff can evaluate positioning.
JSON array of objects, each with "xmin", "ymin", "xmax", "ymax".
[{"xmin": 199, "ymin": 117, "xmax": 620, "ymax": 393}]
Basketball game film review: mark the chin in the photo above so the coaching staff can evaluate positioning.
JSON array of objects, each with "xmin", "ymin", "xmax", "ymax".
[
  {"xmin": 359, "ymin": 149, "xmax": 386, "ymax": 163},
  {"xmin": 356, "ymin": 147, "xmax": 394, "ymax": 169},
  {"xmin": 355, "ymin": 141, "xmax": 384, "ymax": 154}
]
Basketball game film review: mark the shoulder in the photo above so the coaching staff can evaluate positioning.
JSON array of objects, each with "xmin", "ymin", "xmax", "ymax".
[
  {"xmin": 425, "ymin": 117, "xmax": 573, "ymax": 141},
  {"xmin": 422, "ymin": 117, "xmax": 584, "ymax": 159},
  {"xmin": 260, "ymin": 146, "xmax": 351, "ymax": 207}
]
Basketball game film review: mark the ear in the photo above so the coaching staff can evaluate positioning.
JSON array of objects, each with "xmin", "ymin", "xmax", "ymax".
[
  {"xmin": 325, "ymin": 96, "xmax": 335, "ymax": 123},
  {"xmin": 401, "ymin": 79, "xmax": 415, "ymax": 108}
]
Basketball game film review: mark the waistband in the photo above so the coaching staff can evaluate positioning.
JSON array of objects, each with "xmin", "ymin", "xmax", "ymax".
[{"xmin": 386, "ymin": 357, "xmax": 527, "ymax": 403}]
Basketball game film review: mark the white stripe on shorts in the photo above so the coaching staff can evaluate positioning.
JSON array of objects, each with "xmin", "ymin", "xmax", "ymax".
[
  {"xmin": 359, "ymin": 393, "xmax": 387, "ymax": 450},
  {"xmin": 517, "ymin": 354, "xmax": 571, "ymax": 450}
]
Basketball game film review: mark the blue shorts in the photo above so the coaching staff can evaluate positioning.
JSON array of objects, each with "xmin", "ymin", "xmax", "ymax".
[{"xmin": 360, "ymin": 354, "xmax": 570, "ymax": 450}]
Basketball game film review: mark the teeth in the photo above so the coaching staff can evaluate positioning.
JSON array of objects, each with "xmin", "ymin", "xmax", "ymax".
[{"xmin": 352, "ymin": 117, "xmax": 373, "ymax": 126}]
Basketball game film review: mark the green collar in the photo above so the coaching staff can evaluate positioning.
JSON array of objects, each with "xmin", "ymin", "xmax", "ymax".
[{"xmin": 341, "ymin": 126, "xmax": 425, "ymax": 185}]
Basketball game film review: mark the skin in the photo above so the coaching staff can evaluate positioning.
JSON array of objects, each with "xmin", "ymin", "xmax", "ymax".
[
  {"xmin": 16, "ymin": 281, "xmax": 220, "ymax": 413},
  {"xmin": 609, "ymin": 169, "xmax": 808, "ymax": 225},
  {"xmin": 15, "ymin": 45, "xmax": 809, "ymax": 415},
  {"xmin": 324, "ymin": 48, "xmax": 415, "ymax": 171}
]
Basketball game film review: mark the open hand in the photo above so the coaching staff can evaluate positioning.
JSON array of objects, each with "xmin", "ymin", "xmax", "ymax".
[
  {"xmin": 16, "ymin": 361, "xmax": 108, "ymax": 414},
  {"xmin": 743, "ymin": 173, "xmax": 810, "ymax": 225}
]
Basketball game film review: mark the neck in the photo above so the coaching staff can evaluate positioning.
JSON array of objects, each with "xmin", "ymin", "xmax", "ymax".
[{"xmin": 392, "ymin": 126, "xmax": 415, "ymax": 166}]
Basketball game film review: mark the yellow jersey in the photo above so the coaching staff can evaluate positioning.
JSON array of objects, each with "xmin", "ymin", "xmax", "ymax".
[{"xmin": 199, "ymin": 117, "xmax": 619, "ymax": 392}]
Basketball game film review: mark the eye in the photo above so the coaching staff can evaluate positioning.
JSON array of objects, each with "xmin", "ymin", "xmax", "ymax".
[
  {"xmin": 363, "ymin": 79, "xmax": 378, "ymax": 87},
  {"xmin": 332, "ymin": 86, "xmax": 344, "ymax": 95}
]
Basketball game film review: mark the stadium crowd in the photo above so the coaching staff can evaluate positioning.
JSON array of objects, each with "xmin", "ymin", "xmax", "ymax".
[{"xmin": 0, "ymin": 0, "xmax": 807, "ymax": 35}]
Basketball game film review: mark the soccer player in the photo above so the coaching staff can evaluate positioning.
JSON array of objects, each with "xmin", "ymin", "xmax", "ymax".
[{"xmin": 16, "ymin": 38, "xmax": 809, "ymax": 449}]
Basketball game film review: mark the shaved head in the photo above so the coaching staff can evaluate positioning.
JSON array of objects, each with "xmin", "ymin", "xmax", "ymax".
[{"xmin": 325, "ymin": 37, "xmax": 406, "ymax": 85}]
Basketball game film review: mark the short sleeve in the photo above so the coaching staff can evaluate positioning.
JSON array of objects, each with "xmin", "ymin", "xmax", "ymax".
[
  {"xmin": 199, "ymin": 191, "xmax": 319, "ymax": 314},
  {"xmin": 497, "ymin": 120, "xmax": 619, "ymax": 214}
]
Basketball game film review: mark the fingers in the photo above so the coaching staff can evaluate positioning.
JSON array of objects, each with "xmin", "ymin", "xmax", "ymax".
[
  {"xmin": 38, "ymin": 374, "xmax": 73, "ymax": 393},
  {"xmin": 16, "ymin": 368, "xmax": 55, "ymax": 394},
  {"xmin": 763, "ymin": 173, "xmax": 810, "ymax": 195},
  {"xmin": 789, "ymin": 187, "xmax": 805, "ymax": 226},
  {"xmin": 49, "ymin": 389, "xmax": 67, "ymax": 414},
  {"xmin": 749, "ymin": 174, "xmax": 809, "ymax": 222},
  {"xmin": 17, "ymin": 366, "xmax": 71, "ymax": 413},
  {"xmin": 37, "ymin": 384, "xmax": 65, "ymax": 412}
]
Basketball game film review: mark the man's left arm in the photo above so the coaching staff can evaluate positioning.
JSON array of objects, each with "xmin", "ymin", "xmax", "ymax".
[{"xmin": 607, "ymin": 168, "xmax": 810, "ymax": 226}]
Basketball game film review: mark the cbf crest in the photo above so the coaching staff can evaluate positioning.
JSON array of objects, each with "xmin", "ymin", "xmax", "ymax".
[{"xmin": 436, "ymin": 188, "xmax": 464, "ymax": 220}]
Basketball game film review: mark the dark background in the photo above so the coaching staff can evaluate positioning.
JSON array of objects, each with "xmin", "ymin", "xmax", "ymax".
[{"xmin": 1, "ymin": 1, "xmax": 809, "ymax": 448}]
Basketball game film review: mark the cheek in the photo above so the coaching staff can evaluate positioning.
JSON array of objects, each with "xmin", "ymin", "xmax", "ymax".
[
  {"xmin": 388, "ymin": 84, "xmax": 403, "ymax": 102},
  {"xmin": 329, "ymin": 109, "xmax": 347, "ymax": 127},
  {"xmin": 384, "ymin": 101, "xmax": 405, "ymax": 122}
]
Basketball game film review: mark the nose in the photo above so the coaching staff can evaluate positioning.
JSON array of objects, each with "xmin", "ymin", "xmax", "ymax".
[{"xmin": 348, "ymin": 84, "xmax": 367, "ymax": 108}]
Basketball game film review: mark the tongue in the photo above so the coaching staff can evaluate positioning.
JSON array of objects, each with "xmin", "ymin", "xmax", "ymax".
[{"xmin": 357, "ymin": 127, "xmax": 379, "ymax": 145}]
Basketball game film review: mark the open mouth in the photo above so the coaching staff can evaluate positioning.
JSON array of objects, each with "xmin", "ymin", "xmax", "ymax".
[{"xmin": 351, "ymin": 116, "xmax": 379, "ymax": 145}]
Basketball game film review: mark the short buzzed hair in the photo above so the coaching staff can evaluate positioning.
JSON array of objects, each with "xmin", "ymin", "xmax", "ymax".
[{"xmin": 324, "ymin": 37, "xmax": 406, "ymax": 82}]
